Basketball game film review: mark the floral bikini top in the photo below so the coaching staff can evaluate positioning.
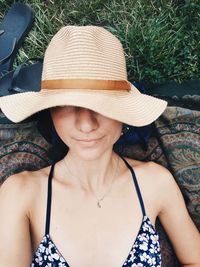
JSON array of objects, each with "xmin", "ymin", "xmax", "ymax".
[{"xmin": 31, "ymin": 157, "xmax": 161, "ymax": 267}]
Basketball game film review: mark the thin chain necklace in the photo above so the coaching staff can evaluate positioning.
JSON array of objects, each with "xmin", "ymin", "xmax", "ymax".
[{"xmin": 63, "ymin": 155, "xmax": 119, "ymax": 208}]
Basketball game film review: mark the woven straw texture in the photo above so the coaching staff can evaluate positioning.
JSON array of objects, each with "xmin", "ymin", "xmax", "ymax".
[{"xmin": 0, "ymin": 26, "xmax": 167, "ymax": 124}]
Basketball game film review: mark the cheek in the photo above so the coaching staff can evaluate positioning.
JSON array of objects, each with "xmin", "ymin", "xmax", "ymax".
[
  {"xmin": 105, "ymin": 121, "xmax": 122, "ymax": 144},
  {"xmin": 50, "ymin": 110, "xmax": 71, "ymax": 143}
]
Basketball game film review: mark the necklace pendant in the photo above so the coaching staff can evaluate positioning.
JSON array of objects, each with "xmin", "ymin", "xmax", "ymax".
[{"xmin": 97, "ymin": 201, "xmax": 101, "ymax": 208}]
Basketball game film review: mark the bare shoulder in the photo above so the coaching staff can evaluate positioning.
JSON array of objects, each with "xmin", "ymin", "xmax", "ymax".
[
  {"xmin": 0, "ymin": 166, "xmax": 51, "ymax": 211},
  {"xmin": 0, "ymin": 167, "xmax": 51, "ymax": 266},
  {"xmin": 126, "ymin": 157, "xmax": 173, "ymax": 177},
  {"xmin": 124, "ymin": 157, "xmax": 182, "ymax": 216},
  {"xmin": 124, "ymin": 157, "xmax": 177, "ymax": 194},
  {"xmin": 0, "ymin": 165, "xmax": 50, "ymax": 190}
]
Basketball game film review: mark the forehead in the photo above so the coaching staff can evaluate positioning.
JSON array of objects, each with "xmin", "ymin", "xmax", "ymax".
[{"xmin": 50, "ymin": 106, "xmax": 122, "ymax": 124}]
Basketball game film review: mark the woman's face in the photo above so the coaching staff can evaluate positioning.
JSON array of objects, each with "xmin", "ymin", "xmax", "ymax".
[{"xmin": 50, "ymin": 106, "xmax": 122, "ymax": 160}]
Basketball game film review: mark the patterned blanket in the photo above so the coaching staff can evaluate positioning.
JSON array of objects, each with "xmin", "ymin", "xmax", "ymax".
[
  {"xmin": 118, "ymin": 106, "xmax": 200, "ymax": 266},
  {"xmin": 0, "ymin": 113, "xmax": 51, "ymax": 184}
]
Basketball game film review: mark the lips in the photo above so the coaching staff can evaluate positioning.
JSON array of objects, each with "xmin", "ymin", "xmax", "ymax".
[
  {"xmin": 77, "ymin": 138, "xmax": 100, "ymax": 142},
  {"xmin": 74, "ymin": 136, "xmax": 104, "ymax": 145}
]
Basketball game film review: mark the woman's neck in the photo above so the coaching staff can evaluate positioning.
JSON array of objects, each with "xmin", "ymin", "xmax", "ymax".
[{"xmin": 62, "ymin": 150, "xmax": 119, "ymax": 193}]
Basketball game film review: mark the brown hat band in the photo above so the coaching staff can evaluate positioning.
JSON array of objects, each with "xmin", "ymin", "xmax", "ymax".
[{"xmin": 41, "ymin": 79, "xmax": 131, "ymax": 91}]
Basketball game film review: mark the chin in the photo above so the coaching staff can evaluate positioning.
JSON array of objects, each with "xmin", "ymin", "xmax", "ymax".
[{"xmin": 70, "ymin": 145, "xmax": 112, "ymax": 161}]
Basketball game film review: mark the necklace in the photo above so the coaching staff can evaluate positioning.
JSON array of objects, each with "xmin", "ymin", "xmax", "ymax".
[{"xmin": 63, "ymin": 155, "xmax": 119, "ymax": 208}]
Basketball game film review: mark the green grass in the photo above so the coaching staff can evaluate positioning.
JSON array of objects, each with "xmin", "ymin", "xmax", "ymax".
[{"xmin": 0, "ymin": 0, "xmax": 199, "ymax": 85}]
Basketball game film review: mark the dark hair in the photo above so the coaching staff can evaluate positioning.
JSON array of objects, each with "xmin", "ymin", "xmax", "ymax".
[
  {"xmin": 37, "ymin": 109, "xmax": 68, "ymax": 162},
  {"xmin": 37, "ymin": 109, "xmax": 153, "ymax": 162}
]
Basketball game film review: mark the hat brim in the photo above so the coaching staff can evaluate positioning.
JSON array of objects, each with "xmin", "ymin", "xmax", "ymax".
[{"xmin": 0, "ymin": 84, "xmax": 167, "ymax": 126}]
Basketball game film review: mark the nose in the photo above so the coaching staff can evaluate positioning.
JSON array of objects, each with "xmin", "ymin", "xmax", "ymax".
[{"xmin": 76, "ymin": 108, "xmax": 98, "ymax": 133}]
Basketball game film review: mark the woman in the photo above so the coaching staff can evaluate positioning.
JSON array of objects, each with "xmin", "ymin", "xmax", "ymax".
[{"xmin": 0, "ymin": 26, "xmax": 199, "ymax": 267}]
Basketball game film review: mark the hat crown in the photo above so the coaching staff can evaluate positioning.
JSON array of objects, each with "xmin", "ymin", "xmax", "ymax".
[{"xmin": 42, "ymin": 26, "xmax": 127, "ymax": 81}]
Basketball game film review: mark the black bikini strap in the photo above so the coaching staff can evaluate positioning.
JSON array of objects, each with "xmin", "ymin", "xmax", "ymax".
[
  {"xmin": 45, "ymin": 163, "xmax": 55, "ymax": 235},
  {"xmin": 121, "ymin": 157, "xmax": 146, "ymax": 216}
]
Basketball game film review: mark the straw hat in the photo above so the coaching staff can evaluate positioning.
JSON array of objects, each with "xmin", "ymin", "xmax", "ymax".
[{"xmin": 0, "ymin": 25, "xmax": 167, "ymax": 126}]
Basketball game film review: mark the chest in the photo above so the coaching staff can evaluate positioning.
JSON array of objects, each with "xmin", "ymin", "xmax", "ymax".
[
  {"xmin": 55, "ymin": 209, "xmax": 143, "ymax": 266},
  {"xmin": 31, "ymin": 180, "xmax": 157, "ymax": 267}
]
